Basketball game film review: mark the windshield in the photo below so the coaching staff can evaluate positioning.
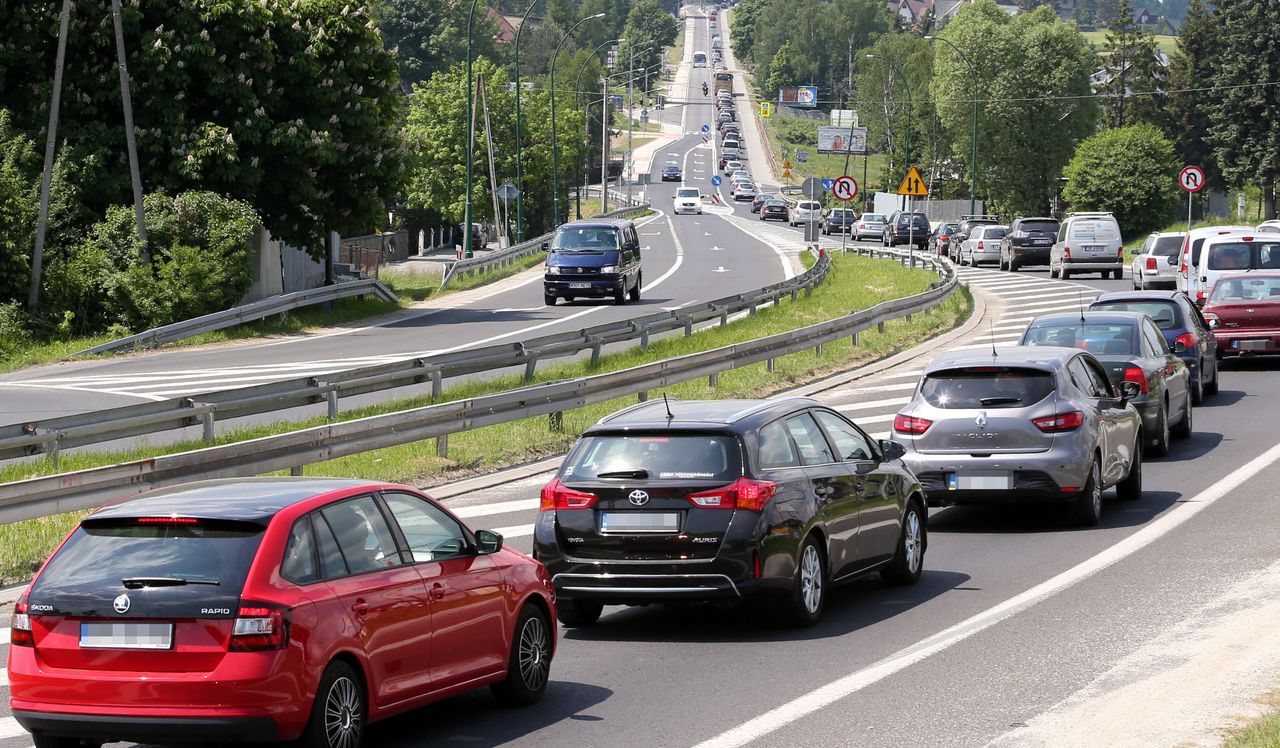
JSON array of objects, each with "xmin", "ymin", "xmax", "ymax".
[
  {"xmin": 1023, "ymin": 322, "xmax": 1137, "ymax": 355},
  {"xmin": 564, "ymin": 434, "xmax": 741, "ymax": 482},
  {"xmin": 830, "ymin": 209, "xmax": 852, "ymax": 218},
  {"xmin": 1207, "ymin": 241, "xmax": 1280, "ymax": 270},
  {"xmin": 863, "ymin": 214, "xmax": 885, "ymax": 222},
  {"xmin": 920, "ymin": 368, "xmax": 1055, "ymax": 409},
  {"xmin": 1068, "ymin": 219, "xmax": 1119, "ymax": 241},
  {"xmin": 676, "ymin": 188, "xmax": 700, "ymax": 198},
  {"xmin": 798, "ymin": 202, "xmax": 820, "ymax": 211},
  {"xmin": 553, "ymin": 226, "xmax": 620, "ymax": 252},
  {"xmin": 1017, "ymin": 220, "xmax": 1058, "ymax": 234},
  {"xmin": 1209, "ymin": 275, "xmax": 1280, "ymax": 302},
  {"xmin": 1089, "ymin": 300, "xmax": 1181, "ymax": 329},
  {"xmin": 981, "ymin": 227, "xmax": 1008, "ymax": 240}
]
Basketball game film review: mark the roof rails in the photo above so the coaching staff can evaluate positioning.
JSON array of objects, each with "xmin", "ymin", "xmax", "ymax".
[
  {"xmin": 960, "ymin": 214, "xmax": 998, "ymax": 220},
  {"xmin": 1065, "ymin": 211, "xmax": 1115, "ymax": 217}
]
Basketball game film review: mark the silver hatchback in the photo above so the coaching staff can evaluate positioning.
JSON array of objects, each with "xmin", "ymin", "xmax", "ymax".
[{"xmin": 893, "ymin": 348, "xmax": 1143, "ymax": 525}]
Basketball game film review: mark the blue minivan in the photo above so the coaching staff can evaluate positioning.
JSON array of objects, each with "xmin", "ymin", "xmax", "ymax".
[{"xmin": 543, "ymin": 219, "xmax": 643, "ymax": 306}]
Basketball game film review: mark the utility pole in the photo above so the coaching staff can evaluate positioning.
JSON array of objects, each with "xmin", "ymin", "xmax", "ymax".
[
  {"xmin": 110, "ymin": 0, "xmax": 147, "ymax": 258},
  {"xmin": 478, "ymin": 74, "xmax": 504, "ymax": 247},
  {"xmin": 627, "ymin": 44, "xmax": 635, "ymax": 204},
  {"xmin": 601, "ymin": 75, "xmax": 610, "ymax": 213},
  {"xmin": 28, "ymin": 0, "xmax": 73, "ymax": 313}
]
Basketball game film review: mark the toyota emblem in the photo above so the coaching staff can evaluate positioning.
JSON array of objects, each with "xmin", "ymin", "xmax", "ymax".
[
  {"xmin": 113, "ymin": 593, "xmax": 131, "ymax": 614},
  {"xmin": 975, "ymin": 411, "xmax": 988, "ymax": 429},
  {"xmin": 628, "ymin": 490, "xmax": 650, "ymax": 506}
]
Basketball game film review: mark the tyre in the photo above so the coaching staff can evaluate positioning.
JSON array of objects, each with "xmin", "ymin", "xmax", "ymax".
[
  {"xmin": 1133, "ymin": 273, "xmax": 1141, "ymax": 290},
  {"xmin": 300, "ymin": 660, "xmax": 366, "ymax": 748},
  {"xmin": 613, "ymin": 287, "xmax": 626, "ymax": 305},
  {"xmin": 1050, "ymin": 264, "xmax": 1060, "ymax": 279},
  {"xmin": 556, "ymin": 599, "xmax": 603, "ymax": 627},
  {"xmin": 628, "ymin": 274, "xmax": 641, "ymax": 302},
  {"xmin": 33, "ymin": 737, "xmax": 100, "ymax": 748},
  {"xmin": 1116, "ymin": 442, "xmax": 1143, "ymax": 501},
  {"xmin": 1060, "ymin": 267, "xmax": 1071, "ymax": 280},
  {"xmin": 1114, "ymin": 269, "xmax": 1124, "ymax": 280},
  {"xmin": 1150, "ymin": 404, "xmax": 1170, "ymax": 457},
  {"xmin": 1173, "ymin": 395, "xmax": 1193, "ymax": 439},
  {"xmin": 1009, "ymin": 259, "xmax": 1019, "ymax": 272},
  {"xmin": 544, "ymin": 293, "xmax": 557, "ymax": 306},
  {"xmin": 782, "ymin": 536, "xmax": 826, "ymax": 627},
  {"xmin": 881, "ymin": 501, "xmax": 926, "ymax": 585},
  {"xmin": 491, "ymin": 604, "xmax": 553, "ymax": 707},
  {"xmin": 1071, "ymin": 460, "xmax": 1103, "ymax": 527},
  {"xmin": 1190, "ymin": 368, "xmax": 1204, "ymax": 406},
  {"xmin": 1204, "ymin": 360, "xmax": 1220, "ymax": 395}
]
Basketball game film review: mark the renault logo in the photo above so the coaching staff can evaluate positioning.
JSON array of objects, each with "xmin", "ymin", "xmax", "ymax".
[
  {"xmin": 975, "ymin": 411, "xmax": 988, "ymax": 429},
  {"xmin": 113, "ymin": 593, "xmax": 131, "ymax": 614},
  {"xmin": 628, "ymin": 490, "xmax": 650, "ymax": 506}
]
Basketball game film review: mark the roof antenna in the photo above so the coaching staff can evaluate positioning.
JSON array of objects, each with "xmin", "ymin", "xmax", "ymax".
[
  {"xmin": 989, "ymin": 318, "xmax": 998, "ymax": 358},
  {"xmin": 1079, "ymin": 290, "xmax": 1086, "ymax": 322},
  {"xmin": 663, "ymin": 392, "xmax": 675, "ymax": 422}
]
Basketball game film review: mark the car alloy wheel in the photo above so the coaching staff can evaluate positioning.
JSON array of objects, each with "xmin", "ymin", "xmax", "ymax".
[
  {"xmin": 799, "ymin": 542, "xmax": 823, "ymax": 615},
  {"xmin": 1072, "ymin": 460, "xmax": 1103, "ymax": 527},
  {"xmin": 323, "ymin": 673, "xmax": 363, "ymax": 748},
  {"xmin": 518, "ymin": 615, "xmax": 551, "ymax": 693},
  {"xmin": 493, "ymin": 605, "xmax": 554, "ymax": 705},
  {"xmin": 1151, "ymin": 404, "xmax": 1170, "ymax": 457},
  {"xmin": 904, "ymin": 510, "xmax": 922, "ymax": 574},
  {"xmin": 882, "ymin": 502, "xmax": 926, "ymax": 585}
]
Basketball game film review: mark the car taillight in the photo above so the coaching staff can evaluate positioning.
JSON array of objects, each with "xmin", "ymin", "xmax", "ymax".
[
  {"xmin": 1122, "ymin": 367, "xmax": 1150, "ymax": 394},
  {"xmin": 1146, "ymin": 257, "xmax": 1158, "ymax": 270},
  {"xmin": 1175, "ymin": 332, "xmax": 1198, "ymax": 349},
  {"xmin": 1116, "ymin": 247, "xmax": 1124, "ymax": 260},
  {"xmin": 11, "ymin": 594, "xmax": 32, "ymax": 647},
  {"xmin": 539, "ymin": 478, "xmax": 598, "ymax": 511},
  {"xmin": 1032, "ymin": 411, "xmax": 1085, "ymax": 432},
  {"xmin": 893, "ymin": 414, "xmax": 933, "ymax": 435},
  {"xmin": 229, "ymin": 603, "xmax": 288, "ymax": 651},
  {"xmin": 687, "ymin": 477, "xmax": 778, "ymax": 512},
  {"xmin": 977, "ymin": 240, "xmax": 985, "ymax": 250},
  {"xmin": 1205, "ymin": 312, "xmax": 1220, "ymax": 329},
  {"xmin": 1063, "ymin": 247, "xmax": 1072, "ymax": 259}
]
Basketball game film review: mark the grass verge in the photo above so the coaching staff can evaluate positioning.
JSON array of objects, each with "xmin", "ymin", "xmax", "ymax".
[
  {"xmin": 1223, "ymin": 689, "xmax": 1280, "ymax": 747},
  {"xmin": 761, "ymin": 113, "xmax": 888, "ymax": 193},
  {"xmin": 0, "ymin": 252, "xmax": 972, "ymax": 583}
]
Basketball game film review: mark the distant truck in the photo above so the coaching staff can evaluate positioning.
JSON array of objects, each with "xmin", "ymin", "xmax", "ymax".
[{"xmin": 713, "ymin": 71, "xmax": 733, "ymax": 96}]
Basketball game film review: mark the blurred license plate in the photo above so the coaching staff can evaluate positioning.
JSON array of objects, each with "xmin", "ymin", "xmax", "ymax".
[
  {"xmin": 1033, "ymin": 239, "xmax": 1051, "ymax": 245},
  {"xmin": 568, "ymin": 282, "xmax": 592, "ymax": 289},
  {"xmin": 600, "ymin": 512, "xmax": 679, "ymax": 533},
  {"xmin": 949, "ymin": 471, "xmax": 1012, "ymax": 491},
  {"xmin": 1082, "ymin": 245, "xmax": 1106, "ymax": 253},
  {"xmin": 1236, "ymin": 340, "xmax": 1274, "ymax": 351},
  {"xmin": 80, "ymin": 622, "xmax": 173, "ymax": 650}
]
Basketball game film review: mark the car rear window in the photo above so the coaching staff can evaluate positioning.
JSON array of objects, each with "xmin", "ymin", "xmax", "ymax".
[
  {"xmin": 981, "ymin": 227, "xmax": 1007, "ymax": 239},
  {"xmin": 1069, "ymin": 219, "xmax": 1119, "ymax": 241},
  {"xmin": 1023, "ymin": 322, "xmax": 1137, "ymax": 355},
  {"xmin": 1018, "ymin": 220, "xmax": 1059, "ymax": 234},
  {"xmin": 1209, "ymin": 275, "xmax": 1280, "ymax": 302},
  {"xmin": 564, "ymin": 434, "xmax": 741, "ymax": 482},
  {"xmin": 798, "ymin": 201, "xmax": 821, "ymax": 210},
  {"xmin": 1150, "ymin": 235, "xmax": 1183, "ymax": 256},
  {"xmin": 33, "ymin": 518, "xmax": 266, "ymax": 596},
  {"xmin": 898, "ymin": 214, "xmax": 928, "ymax": 227},
  {"xmin": 863, "ymin": 214, "xmax": 884, "ymax": 222},
  {"xmin": 920, "ymin": 368, "xmax": 1055, "ymax": 409},
  {"xmin": 1089, "ymin": 300, "xmax": 1181, "ymax": 329},
  {"xmin": 1207, "ymin": 241, "xmax": 1280, "ymax": 270}
]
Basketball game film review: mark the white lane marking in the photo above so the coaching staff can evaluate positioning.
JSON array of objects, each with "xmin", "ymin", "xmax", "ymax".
[
  {"xmin": 0, "ymin": 717, "xmax": 28, "ymax": 739},
  {"xmin": 451, "ymin": 498, "xmax": 540, "ymax": 519},
  {"xmin": 0, "ymin": 669, "xmax": 7, "ymax": 687},
  {"xmin": 1000, "ymin": 299, "xmax": 1098, "ymax": 314},
  {"xmin": 713, "ymin": 266, "xmax": 730, "ymax": 273},
  {"xmin": 491, "ymin": 522, "xmax": 535, "ymax": 538},
  {"xmin": 831, "ymin": 410, "xmax": 895, "ymax": 427},
  {"xmin": 693, "ymin": 442, "xmax": 1280, "ymax": 748},
  {"xmin": 989, "ymin": 288, "xmax": 1101, "ymax": 302},
  {"xmin": 953, "ymin": 341, "xmax": 1020, "ymax": 351},
  {"xmin": 822, "ymin": 381, "xmax": 919, "ymax": 398},
  {"xmin": 0, "ymin": 382, "xmax": 167, "ymax": 402},
  {"xmin": 827, "ymin": 395, "xmax": 910, "ymax": 413}
]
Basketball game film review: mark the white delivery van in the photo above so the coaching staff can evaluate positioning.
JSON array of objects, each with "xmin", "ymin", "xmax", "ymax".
[
  {"xmin": 1050, "ymin": 212, "xmax": 1123, "ymax": 280},
  {"xmin": 1176, "ymin": 225, "xmax": 1253, "ymax": 301}
]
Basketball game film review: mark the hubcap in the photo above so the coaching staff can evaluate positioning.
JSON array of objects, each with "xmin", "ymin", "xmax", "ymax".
[
  {"xmin": 518, "ymin": 616, "xmax": 550, "ymax": 692},
  {"xmin": 799, "ymin": 544, "xmax": 823, "ymax": 614},
  {"xmin": 904, "ymin": 511, "xmax": 922, "ymax": 574},
  {"xmin": 1091, "ymin": 465, "xmax": 1102, "ymax": 516},
  {"xmin": 324, "ymin": 676, "xmax": 362, "ymax": 748}
]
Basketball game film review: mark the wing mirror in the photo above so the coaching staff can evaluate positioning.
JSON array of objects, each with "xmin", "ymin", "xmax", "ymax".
[
  {"xmin": 541, "ymin": 241, "xmax": 550, "ymax": 252},
  {"xmin": 1172, "ymin": 340, "xmax": 1187, "ymax": 353},
  {"xmin": 475, "ymin": 529, "xmax": 504, "ymax": 554},
  {"xmin": 879, "ymin": 439, "xmax": 907, "ymax": 461},
  {"xmin": 1119, "ymin": 380, "xmax": 1142, "ymax": 401}
]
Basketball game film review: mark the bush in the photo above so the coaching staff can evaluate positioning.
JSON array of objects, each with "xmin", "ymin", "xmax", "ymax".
[
  {"xmin": 1063, "ymin": 124, "xmax": 1181, "ymax": 238},
  {"xmin": 0, "ymin": 302, "xmax": 31, "ymax": 360}
]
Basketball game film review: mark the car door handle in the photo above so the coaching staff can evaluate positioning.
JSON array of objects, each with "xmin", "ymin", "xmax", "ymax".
[
  {"xmin": 429, "ymin": 583, "xmax": 445, "ymax": 601},
  {"xmin": 351, "ymin": 599, "xmax": 369, "ymax": 615},
  {"xmin": 814, "ymin": 485, "xmax": 835, "ymax": 497},
  {"xmin": 853, "ymin": 480, "xmax": 866, "ymax": 492}
]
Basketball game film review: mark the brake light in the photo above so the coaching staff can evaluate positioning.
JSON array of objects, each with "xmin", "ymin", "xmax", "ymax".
[
  {"xmin": 229, "ymin": 603, "xmax": 288, "ymax": 651},
  {"xmin": 11, "ymin": 594, "xmax": 32, "ymax": 647},
  {"xmin": 1117, "ymin": 247, "xmax": 1124, "ymax": 259},
  {"xmin": 1032, "ymin": 411, "xmax": 1085, "ymax": 432},
  {"xmin": 1122, "ymin": 367, "xmax": 1149, "ymax": 394},
  {"xmin": 1063, "ymin": 247, "xmax": 1072, "ymax": 259},
  {"xmin": 1146, "ymin": 257, "xmax": 1158, "ymax": 270},
  {"xmin": 136, "ymin": 517, "xmax": 199, "ymax": 524},
  {"xmin": 977, "ymin": 240, "xmax": 985, "ymax": 250},
  {"xmin": 1196, "ymin": 290, "xmax": 1206, "ymax": 305},
  {"xmin": 1175, "ymin": 332, "xmax": 1198, "ymax": 349},
  {"xmin": 539, "ymin": 478, "xmax": 598, "ymax": 511},
  {"xmin": 894, "ymin": 414, "xmax": 933, "ymax": 435},
  {"xmin": 687, "ymin": 477, "xmax": 778, "ymax": 512}
]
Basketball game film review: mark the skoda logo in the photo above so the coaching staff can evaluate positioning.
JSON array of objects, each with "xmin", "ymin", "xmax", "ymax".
[
  {"xmin": 628, "ymin": 490, "xmax": 650, "ymax": 506},
  {"xmin": 975, "ymin": 411, "xmax": 988, "ymax": 429},
  {"xmin": 113, "ymin": 593, "xmax": 131, "ymax": 614}
]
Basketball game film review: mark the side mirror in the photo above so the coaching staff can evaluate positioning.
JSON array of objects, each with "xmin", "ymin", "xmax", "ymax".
[
  {"xmin": 1172, "ymin": 340, "xmax": 1187, "ymax": 353},
  {"xmin": 476, "ymin": 529, "xmax": 504, "ymax": 554},
  {"xmin": 1119, "ymin": 380, "xmax": 1142, "ymax": 401},
  {"xmin": 541, "ymin": 241, "xmax": 550, "ymax": 252},
  {"xmin": 879, "ymin": 439, "xmax": 907, "ymax": 461}
]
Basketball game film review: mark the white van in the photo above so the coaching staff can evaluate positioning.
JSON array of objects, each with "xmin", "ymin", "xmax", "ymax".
[
  {"xmin": 673, "ymin": 187, "xmax": 703, "ymax": 215},
  {"xmin": 1050, "ymin": 212, "xmax": 1123, "ymax": 280},
  {"xmin": 1192, "ymin": 233, "xmax": 1280, "ymax": 306},
  {"xmin": 1175, "ymin": 225, "xmax": 1253, "ymax": 301},
  {"xmin": 721, "ymin": 138, "xmax": 741, "ymax": 158},
  {"xmin": 693, "ymin": 51, "xmax": 707, "ymax": 68}
]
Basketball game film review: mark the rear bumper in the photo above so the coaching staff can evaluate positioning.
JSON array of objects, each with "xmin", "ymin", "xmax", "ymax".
[
  {"xmin": 13, "ymin": 709, "xmax": 278, "ymax": 744},
  {"xmin": 1215, "ymin": 330, "xmax": 1280, "ymax": 356},
  {"xmin": 911, "ymin": 470, "xmax": 1081, "ymax": 506},
  {"xmin": 1009, "ymin": 245, "xmax": 1051, "ymax": 265},
  {"xmin": 904, "ymin": 449, "xmax": 1088, "ymax": 507},
  {"xmin": 1063, "ymin": 259, "xmax": 1122, "ymax": 271}
]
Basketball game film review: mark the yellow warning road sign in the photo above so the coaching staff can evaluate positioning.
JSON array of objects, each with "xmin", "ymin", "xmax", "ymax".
[
  {"xmin": 896, "ymin": 165, "xmax": 929, "ymax": 197},
  {"xmin": 760, "ymin": 102, "xmax": 774, "ymax": 118},
  {"xmin": 783, "ymin": 168, "xmax": 792, "ymax": 178}
]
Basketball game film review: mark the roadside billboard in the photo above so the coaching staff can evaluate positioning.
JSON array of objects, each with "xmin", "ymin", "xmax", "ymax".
[
  {"xmin": 831, "ymin": 109, "xmax": 858, "ymax": 127},
  {"xmin": 817, "ymin": 126, "xmax": 868, "ymax": 155},
  {"xmin": 777, "ymin": 86, "xmax": 818, "ymax": 108}
]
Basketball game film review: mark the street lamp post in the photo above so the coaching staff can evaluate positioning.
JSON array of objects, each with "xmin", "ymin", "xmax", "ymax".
[
  {"xmin": 551, "ymin": 13, "xmax": 607, "ymax": 227},
  {"xmin": 512, "ymin": 0, "xmax": 542, "ymax": 243},
  {"xmin": 925, "ymin": 34, "xmax": 980, "ymax": 216},
  {"xmin": 463, "ymin": 0, "xmax": 486, "ymax": 260},
  {"xmin": 574, "ymin": 38, "xmax": 622, "ymax": 219}
]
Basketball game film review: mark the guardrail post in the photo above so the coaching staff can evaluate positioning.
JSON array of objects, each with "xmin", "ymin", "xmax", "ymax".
[
  {"xmin": 638, "ymin": 391, "xmax": 648, "ymax": 402},
  {"xmin": 720, "ymin": 309, "xmax": 729, "ymax": 327},
  {"xmin": 851, "ymin": 331, "xmax": 859, "ymax": 346},
  {"xmin": 523, "ymin": 356, "xmax": 539, "ymax": 381},
  {"xmin": 708, "ymin": 372, "xmax": 718, "ymax": 387},
  {"xmin": 878, "ymin": 321, "xmax": 886, "ymax": 334},
  {"xmin": 805, "ymin": 285, "xmax": 813, "ymax": 298},
  {"xmin": 327, "ymin": 390, "xmax": 339, "ymax": 420},
  {"xmin": 290, "ymin": 466, "xmax": 304, "ymax": 476},
  {"xmin": 202, "ymin": 411, "xmax": 215, "ymax": 442},
  {"xmin": 749, "ymin": 301, "xmax": 757, "ymax": 316},
  {"xmin": 905, "ymin": 313, "xmax": 913, "ymax": 322},
  {"xmin": 683, "ymin": 318, "xmax": 693, "ymax": 337},
  {"xmin": 815, "ymin": 343, "xmax": 824, "ymax": 356},
  {"xmin": 791, "ymin": 289, "xmax": 798, "ymax": 302},
  {"xmin": 590, "ymin": 340, "xmax": 602, "ymax": 368},
  {"xmin": 436, "ymin": 434, "xmax": 449, "ymax": 458},
  {"xmin": 548, "ymin": 411, "xmax": 564, "ymax": 432},
  {"xmin": 767, "ymin": 358, "xmax": 775, "ymax": 372},
  {"xmin": 431, "ymin": 370, "xmax": 443, "ymax": 399},
  {"xmin": 639, "ymin": 326, "xmax": 650, "ymax": 351},
  {"xmin": 47, "ymin": 437, "xmax": 61, "ymax": 470}
]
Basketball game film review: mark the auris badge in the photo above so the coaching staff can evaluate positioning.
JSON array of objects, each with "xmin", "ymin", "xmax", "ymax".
[
  {"xmin": 113, "ymin": 593, "xmax": 131, "ymax": 614},
  {"xmin": 628, "ymin": 490, "xmax": 650, "ymax": 506}
]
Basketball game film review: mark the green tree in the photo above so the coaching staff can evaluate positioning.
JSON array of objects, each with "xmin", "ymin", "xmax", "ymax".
[
  {"xmin": 1166, "ymin": 0, "xmax": 1219, "ymax": 188},
  {"xmin": 1098, "ymin": 0, "xmax": 1166, "ymax": 129},
  {"xmin": 1062, "ymin": 124, "xmax": 1180, "ymax": 236},
  {"xmin": 0, "ymin": 0, "xmax": 404, "ymax": 258},
  {"xmin": 728, "ymin": 0, "xmax": 769, "ymax": 63},
  {"xmin": 620, "ymin": 0, "xmax": 678, "ymax": 91},
  {"xmin": 856, "ymin": 33, "xmax": 933, "ymax": 187},
  {"xmin": 932, "ymin": 2, "xmax": 1097, "ymax": 217},
  {"xmin": 374, "ymin": 0, "xmax": 503, "ymax": 88},
  {"xmin": 0, "ymin": 110, "xmax": 36, "ymax": 307},
  {"xmin": 1206, "ymin": 0, "xmax": 1280, "ymax": 218}
]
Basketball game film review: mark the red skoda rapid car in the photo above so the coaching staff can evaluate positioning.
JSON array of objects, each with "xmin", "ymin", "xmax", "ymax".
[{"xmin": 9, "ymin": 478, "xmax": 556, "ymax": 748}]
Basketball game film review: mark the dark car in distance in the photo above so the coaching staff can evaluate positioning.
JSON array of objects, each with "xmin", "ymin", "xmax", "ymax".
[
  {"xmin": 533, "ymin": 398, "xmax": 927, "ymax": 628},
  {"xmin": 9, "ymin": 479, "xmax": 555, "ymax": 748},
  {"xmin": 751, "ymin": 193, "xmax": 776, "ymax": 213},
  {"xmin": 1000, "ymin": 217, "xmax": 1060, "ymax": 271},
  {"xmin": 760, "ymin": 200, "xmax": 789, "ymax": 222},
  {"xmin": 1089, "ymin": 290, "xmax": 1220, "ymax": 404},
  {"xmin": 883, "ymin": 211, "xmax": 930, "ymax": 250},
  {"xmin": 660, "ymin": 164, "xmax": 682, "ymax": 182}
]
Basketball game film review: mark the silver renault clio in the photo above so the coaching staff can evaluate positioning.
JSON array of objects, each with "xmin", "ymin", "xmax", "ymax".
[{"xmin": 893, "ymin": 347, "xmax": 1144, "ymax": 525}]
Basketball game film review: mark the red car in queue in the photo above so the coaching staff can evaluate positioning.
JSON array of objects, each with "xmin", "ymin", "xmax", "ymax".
[
  {"xmin": 9, "ymin": 478, "xmax": 556, "ymax": 748},
  {"xmin": 1202, "ymin": 273, "xmax": 1280, "ymax": 358}
]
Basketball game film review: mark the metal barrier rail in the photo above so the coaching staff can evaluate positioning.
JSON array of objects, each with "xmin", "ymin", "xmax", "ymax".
[
  {"xmin": 0, "ymin": 248, "xmax": 956, "ymax": 524},
  {"xmin": 1, "ymin": 236, "xmax": 825, "ymax": 464},
  {"xmin": 77, "ymin": 279, "xmax": 398, "ymax": 356},
  {"xmin": 440, "ymin": 204, "xmax": 651, "ymax": 289}
]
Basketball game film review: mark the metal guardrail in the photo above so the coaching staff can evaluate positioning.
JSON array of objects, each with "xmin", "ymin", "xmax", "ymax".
[
  {"xmin": 439, "ymin": 204, "xmax": 651, "ymax": 289},
  {"xmin": 3, "ymin": 234, "xmax": 822, "ymax": 464},
  {"xmin": 0, "ymin": 248, "xmax": 956, "ymax": 524},
  {"xmin": 77, "ymin": 279, "xmax": 398, "ymax": 356}
]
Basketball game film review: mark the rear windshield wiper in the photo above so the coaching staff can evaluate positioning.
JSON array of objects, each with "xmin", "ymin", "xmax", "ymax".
[
  {"xmin": 979, "ymin": 396, "xmax": 1022, "ymax": 405},
  {"xmin": 122, "ymin": 577, "xmax": 220, "ymax": 589},
  {"xmin": 596, "ymin": 469, "xmax": 650, "ymax": 479}
]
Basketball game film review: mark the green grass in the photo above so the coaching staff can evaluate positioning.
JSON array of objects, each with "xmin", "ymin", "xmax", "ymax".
[
  {"xmin": 1082, "ymin": 29, "xmax": 1179, "ymax": 55},
  {"xmin": 762, "ymin": 115, "xmax": 888, "ymax": 194},
  {"xmin": 0, "ymin": 252, "xmax": 972, "ymax": 584},
  {"xmin": 1223, "ymin": 690, "xmax": 1280, "ymax": 747}
]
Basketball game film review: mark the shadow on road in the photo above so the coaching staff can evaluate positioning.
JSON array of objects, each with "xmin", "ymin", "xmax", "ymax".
[
  {"xmin": 561, "ymin": 569, "xmax": 970, "ymax": 645},
  {"xmin": 927, "ymin": 487, "xmax": 1182, "ymax": 534}
]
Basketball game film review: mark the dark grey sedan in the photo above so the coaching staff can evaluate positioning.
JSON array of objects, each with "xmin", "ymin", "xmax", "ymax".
[{"xmin": 894, "ymin": 347, "xmax": 1143, "ymax": 526}]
